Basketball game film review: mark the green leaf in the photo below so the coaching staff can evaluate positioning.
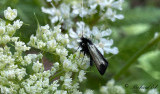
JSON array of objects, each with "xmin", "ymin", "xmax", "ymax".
[
  {"xmin": 108, "ymin": 7, "xmax": 160, "ymax": 26},
  {"xmin": 138, "ymin": 50, "xmax": 160, "ymax": 80}
]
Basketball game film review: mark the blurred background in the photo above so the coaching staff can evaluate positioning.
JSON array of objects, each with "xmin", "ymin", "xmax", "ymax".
[{"xmin": 0, "ymin": 0, "xmax": 160, "ymax": 93}]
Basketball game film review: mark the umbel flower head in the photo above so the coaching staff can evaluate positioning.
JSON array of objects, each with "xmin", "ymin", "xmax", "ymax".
[
  {"xmin": 42, "ymin": 0, "xmax": 124, "ymax": 30},
  {"xmin": 68, "ymin": 21, "xmax": 119, "ymax": 55},
  {"xmin": 100, "ymin": 79, "xmax": 125, "ymax": 94},
  {"xmin": 27, "ymin": 17, "xmax": 93, "ymax": 94}
]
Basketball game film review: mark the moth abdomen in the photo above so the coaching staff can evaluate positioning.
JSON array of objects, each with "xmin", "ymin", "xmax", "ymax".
[{"xmin": 99, "ymin": 64, "xmax": 107, "ymax": 75}]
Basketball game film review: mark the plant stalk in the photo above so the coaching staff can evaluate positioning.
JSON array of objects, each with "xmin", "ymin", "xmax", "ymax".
[{"xmin": 114, "ymin": 34, "xmax": 160, "ymax": 80}]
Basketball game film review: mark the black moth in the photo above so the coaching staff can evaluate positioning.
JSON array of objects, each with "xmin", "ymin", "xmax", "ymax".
[{"xmin": 79, "ymin": 37, "xmax": 108, "ymax": 75}]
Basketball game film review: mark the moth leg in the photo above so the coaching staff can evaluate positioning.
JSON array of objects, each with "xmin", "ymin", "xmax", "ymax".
[
  {"xmin": 81, "ymin": 51, "xmax": 86, "ymax": 64},
  {"xmin": 74, "ymin": 46, "xmax": 80, "ymax": 53},
  {"xmin": 90, "ymin": 57, "xmax": 93, "ymax": 66},
  {"xmin": 77, "ymin": 49, "xmax": 83, "ymax": 61},
  {"xmin": 90, "ymin": 57, "xmax": 93, "ymax": 71}
]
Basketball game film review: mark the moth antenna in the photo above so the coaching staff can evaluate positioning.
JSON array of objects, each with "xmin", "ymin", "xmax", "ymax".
[{"xmin": 81, "ymin": 0, "xmax": 84, "ymax": 38}]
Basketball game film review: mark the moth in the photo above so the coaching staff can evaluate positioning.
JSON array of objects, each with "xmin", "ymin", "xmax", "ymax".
[{"xmin": 79, "ymin": 36, "xmax": 108, "ymax": 75}]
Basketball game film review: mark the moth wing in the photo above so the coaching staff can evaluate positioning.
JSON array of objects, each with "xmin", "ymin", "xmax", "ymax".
[{"xmin": 87, "ymin": 44, "xmax": 108, "ymax": 75}]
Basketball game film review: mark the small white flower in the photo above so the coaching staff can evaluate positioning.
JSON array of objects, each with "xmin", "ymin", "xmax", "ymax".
[
  {"xmin": 63, "ymin": 77, "xmax": 72, "ymax": 89},
  {"xmin": 28, "ymin": 35, "xmax": 37, "ymax": 45},
  {"xmin": 13, "ymin": 19, "xmax": 23, "ymax": 29},
  {"xmin": 15, "ymin": 41, "xmax": 31, "ymax": 51},
  {"xmin": 46, "ymin": 0, "xmax": 52, "ymax": 2},
  {"xmin": 19, "ymin": 88, "xmax": 26, "ymax": 94},
  {"xmin": 60, "ymin": 3, "xmax": 70, "ymax": 18},
  {"xmin": 1, "ymin": 35, "xmax": 10, "ymax": 43},
  {"xmin": 139, "ymin": 85, "xmax": 146, "ymax": 93},
  {"xmin": 30, "ymin": 75, "xmax": 38, "ymax": 81},
  {"xmin": 41, "ymin": 7, "xmax": 55, "ymax": 16},
  {"xmin": 100, "ymin": 0, "xmax": 123, "ymax": 10},
  {"xmin": 154, "ymin": 32, "xmax": 159, "ymax": 39},
  {"xmin": 50, "ymin": 67, "xmax": 57, "ymax": 75},
  {"xmin": 67, "ymin": 40, "xmax": 79, "ymax": 49},
  {"xmin": 95, "ymin": 38, "xmax": 118, "ymax": 55},
  {"xmin": 105, "ymin": 8, "xmax": 124, "ymax": 22},
  {"xmin": 71, "ymin": 63, "xmax": 79, "ymax": 72},
  {"xmin": 84, "ymin": 89, "xmax": 94, "ymax": 94},
  {"xmin": 69, "ymin": 28, "xmax": 81, "ymax": 39},
  {"xmin": 114, "ymin": 86, "xmax": 125, "ymax": 94},
  {"xmin": 72, "ymin": 4, "xmax": 88, "ymax": 17},
  {"xmin": 15, "ymin": 68, "xmax": 26, "ymax": 80},
  {"xmin": 68, "ymin": 22, "xmax": 91, "ymax": 50},
  {"xmin": 61, "ymin": 34, "xmax": 69, "ymax": 45},
  {"xmin": 4, "ymin": 7, "xmax": 17, "ymax": 21},
  {"xmin": 78, "ymin": 70, "xmax": 86, "ymax": 82},
  {"xmin": 47, "ymin": 39, "xmax": 57, "ymax": 49},
  {"xmin": 1, "ymin": 86, "xmax": 11, "ymax": 94},
  {"xmin": 147, "ymin": 89, "xmax": 159, "ymax": 94},
  {"xmin": 43, "ymin": 70, "xmax": 51, "ymax": 78},
  {"xmin": 92, "ymin": 27, "xmax": 112, "ymax": 40},
  {"xmin": 22, "ymin": 55, "xmax": 32, "ymax": 66},
  {"xmin": 107, "ymin": 79, "xmax": 115, "ymax": 87},
  {"xmin": 37, "ymin": 41, "xmax": 46, "ymax": 49},
  {"xmin": 32, "ymin": 61, "xmax": 43, "ymax": 73},
  {"xmin": 78, "ymin": 55, "xmax": 90, "ymax": 70},
  {"xmin": 72, "ymin": 83, "xmax": 80, "ymax": 90},
  {"xmin": 63, "ymin": 59, "xmax": 72, "ymax": 71},
  {"xmin": 112, "ymin": 0, "xmax": 124, "ymax": 10},
  {"xmin": 42, "ymin": 78, "xmax": 49, "ymax": 87},
  {"xmin": 1, "ymin": 70, "xmax": 16, "ymax": 79},
  {"xmin": 0, "ymin": 26, "xmax": 5, "ymax": 35},
  {"xmin": 11, "ymin": 37, "xmax": 19, "ymax": 42},
  {"xmin": 100, "ymin": 86, "xmax": 108, "ymax": 94},
  {"xmin": 41, "ymin": 24, "xmax": 50, "ymax": 31},
  {"xmin": 72, "ymin": 89, "xmax": 83, "ymax": 94},
  {"xmin": 100, "ymin": 79, "xmax": 125, "ymax": 94},
  {"xmin": 55, "ymin": 90, "xmax": 67, "ymax": 94},
  {"xmin": 53, "ymin": 62, "xmax": 59, "ymax": 68},
  {"xmin": 50, "ymin": 80, "xmax": 59, "ymax": 91},
  {"xmin": 6, "ymin": 24, "xmax": 15, "ymax": 36},
  {"xmin": 56, "ymin": 33, "xmax": 63, "ymax": 42},
  {"xmin": 42, "ymin": 4, "xmax": 70, "ymax": 24},
  {"xmin": 50, "ymin": 16, "xmax": 59, "ymax": 23}
]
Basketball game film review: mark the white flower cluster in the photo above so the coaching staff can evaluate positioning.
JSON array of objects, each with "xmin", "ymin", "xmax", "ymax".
[
  {"xmin": 139, "ymin": 86, "xmax": 159, "ymax": 94},
  {"xmin": 72, "ymin": 0, "xmax": 124, "ymax": 21},
  {"xmin": 0, "ymin": 46, "xmax": 47, "ymax": 94},
  {"xmin": 0, "ymin": 7, "xmax": 23, "ymax": 44},
  {"xmin": 60, "ymin": 52, "xmax": 90, "ymax": 92},
  {"xmin": 68, "ymin": 21, "xmax": 119, "ymax": 55},
  {"xmin": 29, "ymin": 41, "xmax": 91, "ymax": 93},
  {"xmin": 100, "ymin": 79, "xmax": 125, "ymax": 94},
  {"xmin": 42, "ymin": 0, "xmax": 124, "ymax": 29},
  {"xmin": 27, "ymin": 20, "xmax": 93, "ymax": 93},
  {"xmin": 28, "ymin": 24, "xmax": 69, "ymax": 61},
  {"xmin": 147, "ymin": 89, "xmax": 159, "ymax": 94},
  {"xmin": 42, "ymin": 3, "xmax": 72, "ymax": 29}
]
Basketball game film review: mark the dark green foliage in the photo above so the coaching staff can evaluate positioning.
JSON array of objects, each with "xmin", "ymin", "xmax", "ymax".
[{"xmin": 108, "ymin": 7, "xmax": 160, "ymax": 26}]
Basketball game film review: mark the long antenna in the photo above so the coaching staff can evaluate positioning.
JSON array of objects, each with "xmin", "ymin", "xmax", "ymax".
[{"xmin": 81, "ymin": 0, "xmax": 84, "ymax": 38}]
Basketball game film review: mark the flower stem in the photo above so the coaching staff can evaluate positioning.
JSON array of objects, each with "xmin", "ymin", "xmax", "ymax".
[
  {"xmin": 49, "ymin": 70, "xmax": 65, "ymax": 82},
  {"xmin": 72, "ymin": 73, "xmax": 79, "ymax": 85},
  {"xmin": 114, "ymin": 34, "xmax": 160, "ymax": 80}
]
